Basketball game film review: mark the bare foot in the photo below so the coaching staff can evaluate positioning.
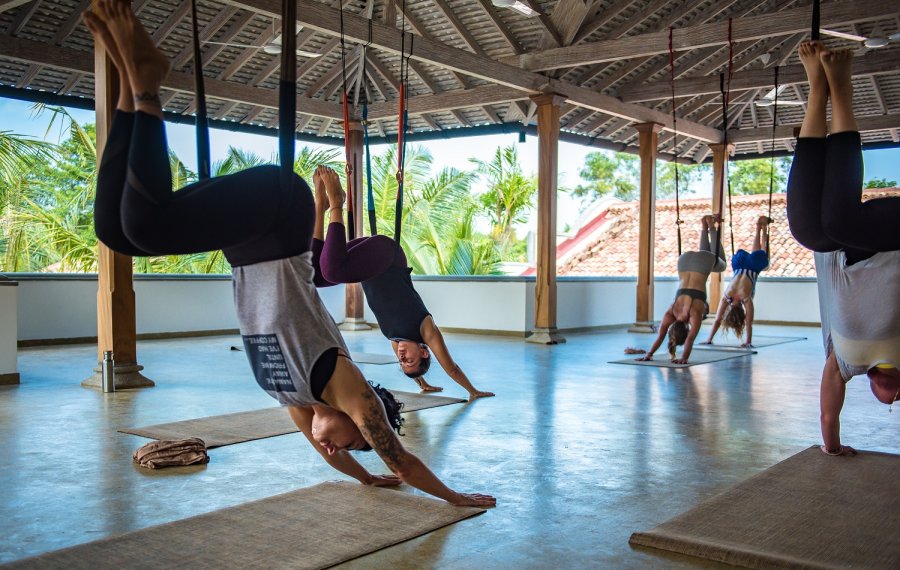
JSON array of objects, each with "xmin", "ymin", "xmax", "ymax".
[
  {"xmin": 313, "ymin": 165, "xmax": 328, "ymax": 213},
  {"xmin": 93, "ymin": 0, "xmax": 170, "ymax": 108},
  {"xmin": 799, "ymin": 41, "xmax": 828, "ymax": 95},
  {"xmin": 83, "ymin": 9, "xmax": 134, "ymax": 111},
  {"xmin": 322, "ymin": 167, "xmax": 346, "ymax": 210},
  {"xmin": 820, "ymin": 48, "xmax": 853, "ymax": 100}
]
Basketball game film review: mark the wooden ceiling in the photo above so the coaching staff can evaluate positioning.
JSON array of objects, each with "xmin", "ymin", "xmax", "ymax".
[{"xmin": 0, "ymin": 0, "xmax": 898, "ymax": 161}]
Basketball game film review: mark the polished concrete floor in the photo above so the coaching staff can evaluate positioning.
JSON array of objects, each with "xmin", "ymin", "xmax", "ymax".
[{"xmin": 1, "ymin": 326, "xmax": 897, "ymax": 568}]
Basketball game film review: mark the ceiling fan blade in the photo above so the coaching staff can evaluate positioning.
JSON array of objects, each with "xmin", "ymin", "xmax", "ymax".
[
  {"xmin": 203, "ymin": 40, "xmax": 256, "ymax": 49},
  {"xmin": 821, "ymin": 29, "xmax": 867, "ymax": 42},
  {"xmin": 297, "ymin": 50, "xmax": 322, "ymax": 58},
  {"xmin": 773, "ymin": 100, "xmax": 805, "ymax": 106}
]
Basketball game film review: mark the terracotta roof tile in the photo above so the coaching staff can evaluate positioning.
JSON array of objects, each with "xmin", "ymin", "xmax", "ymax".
[{"xmin": 556, "ymin": 188, "xmax": 900, "ymax": 278}]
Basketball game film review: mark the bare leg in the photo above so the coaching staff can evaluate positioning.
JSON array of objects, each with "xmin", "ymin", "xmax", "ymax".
[
  {"xmin": 821, "ymin": 48, "xmax": 857, "ymax": 134},
  {"xmin": 798, "ymin": 41, "xmax": 828, "ymax": 138},
  {"xmin": 83, "ymin": 10, "xmax": 133, "ymax": 112},
  {"xmin": 313, "ymin": 166, "xmax": 329, "ymax": 242},
  {"xmin": 93, "ymin": 0, "xmax": 170, "ymax": 120}
]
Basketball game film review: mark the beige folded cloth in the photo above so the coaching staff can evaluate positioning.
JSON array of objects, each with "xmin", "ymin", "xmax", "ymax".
[{"xmin": 133, "ymin": 438, "xmax": 209, "ymax": 469}]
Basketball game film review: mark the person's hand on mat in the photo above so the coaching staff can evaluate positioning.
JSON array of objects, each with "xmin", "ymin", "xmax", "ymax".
[
  {"xmin": 636, "ymin": 354, "xmax": 654, "ymax": 361},
  {"xmin": 671, "ymin": 357, "xmax": 689, "ymax": 365},
  {"xmin": 365, "ymin": 474, "xmax": 403, "ymax": 487},
  {"xmin": 451, "ymin": 492, "xmax": 496, "ymax": 508},
  {"xmin": 698, "ymin": 340, "xmax": 713, "ymax": 345},
  {"xmin": 740, "ymin": 342, "xmax": 754, "ymax": 348},
  {"xmin": 820, "ymin": 444, "xmax": 857, "ymax": 456},
  {"xmin": 624, "ymin": 347, "xmax": 646, "ymax": 354},
  {"xmin": 468, "ymin": 390, "xmax": 495, "ymax": 401}
]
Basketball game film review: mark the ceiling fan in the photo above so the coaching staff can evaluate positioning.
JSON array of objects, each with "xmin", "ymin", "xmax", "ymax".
[
  {"xmin": 754, "ymin": 85, "xmax": 805, "ymax": 108},
  {"xmin": 821, "ymin": 28, "xmax": 900, "ymax": 49},
  {"xmin": 203, "ymin": 22, "xmax": 321, "ymax": 58},
  {"xmin": 490, "ymin": 0, "xmax": 540, "ymax": 17}
]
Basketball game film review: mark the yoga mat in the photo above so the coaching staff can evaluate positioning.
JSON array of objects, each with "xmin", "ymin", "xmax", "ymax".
[
  {"xmin": 694, "ymin": 335, "xmax": 807, "ymax": 352},
  {"xmin": 4, "ymin": 481, "xmax": 484, "ymax": 570},
  {"xmin": 352, "ymin": 352, "xmax": 398, "ymax": 365},
  {"xmin": 229, "ymin": 346, "xmax": 397, "ymax": 365},
  {"xmin": 119, "ymin": 391, "xmax": 466, "ymax": 448},
  {"xmin": 630, "ymin": 447, "xmax": 900, "ymax": 569},
  {"xmin": 610, "ymin": 349, "xmax": 753, "ymax": 368}
]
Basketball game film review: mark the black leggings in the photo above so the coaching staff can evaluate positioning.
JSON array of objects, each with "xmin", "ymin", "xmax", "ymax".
[
  {"xmin": 94, "ymin": 111, "xmax": 313, "ymax": 266},
  {"xmin": 786, "ymin": 131, "xmax": 900, "ymax": 261}
]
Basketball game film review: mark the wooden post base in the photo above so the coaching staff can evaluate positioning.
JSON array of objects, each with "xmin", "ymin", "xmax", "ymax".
[
  {"xmin": 526, "ymin": 327, "xmax": 567, "ymax": 345},
  {"xmin": 81, "ymin": 362, "xmax": 154, "ymax": 390},
  {"xmin": 339, "ymin": 318, "xmax": 372, "ymax": 331},
  {"xmin": 0, "ymin": 372, "xmax": 20, "ymax": 386},
  {"xmin": 628, "ymin": 322, "xmax": 657, "ymax": 334}
]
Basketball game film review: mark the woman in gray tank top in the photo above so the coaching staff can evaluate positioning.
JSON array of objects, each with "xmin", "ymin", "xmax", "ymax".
[
  {"xmin": 787, "ymin": 42, "xmax": 900, "ymax": 457},
  {"xmin": 632, "ymin": 216, "xmax": 726, "ymax": 364},
  {"xmin": 84, "ymin": 2, "xmax": 494, "ymax": 508}
]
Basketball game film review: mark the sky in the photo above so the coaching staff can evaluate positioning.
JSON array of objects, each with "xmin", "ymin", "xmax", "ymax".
[{"xmin": 3, "ymin": 97, "xmax": 899, "ymax": 236}]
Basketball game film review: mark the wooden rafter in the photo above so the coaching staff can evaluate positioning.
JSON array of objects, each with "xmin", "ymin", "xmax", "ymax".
[
  {"xmin": 366, "ymin": 84, "xmax": 525, "ymax": 119},
  {"xmin": 217, "ymin": 11, "xmax": 278, "ymax": 79},
  {"xmin": 216, "ymin": 0, "xmax": 722, "ymax": 141},
  {"xmin": 170, "ymin": 6, "xmax": 239, "ymax": 70},
  {"xmin": 431, "ymin": 0, "xmax": 484, "ymax": 55},
  {"xmin": 52, "ymin": 0, "xmax": 90, "ymax": 45},
  {"xmin": 473, "ymin": 0, "xmax": 523, "ymax": 54},
  {"xmin": 9, "ymin": 0, "xmax": 41, "ymax": 36},
  {"xmin": 729, "ymin": 113, "xmax": 900, "ymax": 143},
  {"xmin": 150, "ymin": 1, "xmax": 192, "ymax": 45},
  {"xmin": 502, "ymin": 0, "xmax": 895, "ymax": 72},
  {"xmin": 0, "ymin": 34, "xmax": 344, "ymax": 119}
]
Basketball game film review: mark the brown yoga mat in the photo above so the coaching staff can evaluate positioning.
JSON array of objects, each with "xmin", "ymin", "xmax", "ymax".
[
  {"xmin": 630, "ymin": 447, "xmax": 900, "ymax": 569},
  {"xmin": 119, "ymin": 390, "xmax": 466, "ymax": 448},
  {"xmin": 610, "ymin": 349, "xmax": 754, "ymax": 368},
  {"xmin": 4, "ymin": 481, "xmax": 484, "ymax": 570},
  {"xmin": 694, "ymin": 335, "xmax": 807, "ymax": 352}
]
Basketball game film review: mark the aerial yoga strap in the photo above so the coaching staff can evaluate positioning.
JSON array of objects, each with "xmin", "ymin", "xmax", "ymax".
[
  {"xmin": 363, "ymin": 99, "xmax": 376, "ymax": 236},
  {"xmin": 279, "ymin": 0, "xmax": 297, "ymax": 195},
  {"xmin": 394, "ymin": 0, "xmax": 413, "ymax": 244},
  {"xmin": 716, "ymin": 19, "xmax": 735, "ymax": 259},
  {"xmin": 668, "ymin": 27, "xmax": 683, "ymax": 255},
  {"xmin": 339, "ymin": 4, "xmax": 356, "ymax": 240},
  {"xmin": 189, "ymin": 0, "xmax": 210, "ymax": 180}
]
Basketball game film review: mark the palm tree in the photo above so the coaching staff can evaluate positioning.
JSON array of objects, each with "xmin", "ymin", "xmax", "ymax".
[
  {"xmin": 367, "ymin": 144, "xmax": 501, "ymax": 275},
  {"xmin": 470, "ymin": 145, "xmax": 537, "ymax": 252}
]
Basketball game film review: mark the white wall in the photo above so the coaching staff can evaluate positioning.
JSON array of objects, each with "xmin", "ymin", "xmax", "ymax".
[
  {"xmin": 10, "ymin": 274, "xmax": 821, "ymax": 342},
  {"xmin": 0, "ymin": 282, "xmax": 17, "ymax": 374}
]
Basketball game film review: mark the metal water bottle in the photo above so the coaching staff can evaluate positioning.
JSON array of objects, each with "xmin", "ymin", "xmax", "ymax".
[{"xmin": 101, "ymin": 350, "xmax": 115, "ymax": 393}]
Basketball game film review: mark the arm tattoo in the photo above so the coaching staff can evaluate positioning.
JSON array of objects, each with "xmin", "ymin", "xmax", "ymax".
[{"xmin": 359, "ymin": 388, "xmax": 405, "ymax": 470}]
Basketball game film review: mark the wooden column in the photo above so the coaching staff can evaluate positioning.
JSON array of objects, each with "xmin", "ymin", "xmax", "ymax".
[
  {"xmin": 526, "ymin": 93, "xmax": 566, "ymax": 345},
  {"xmin": 83, "ymin": 18, "xmax": 153, "ymax": 389},
  {"xmin": 707, "ymin": 142, "xmax": 734, "ymax": 314},
  {"xmin": 628, "ymin": 122, "xmax": 663, "ymax": 333},
  {"xmin": 339, "ymin": 120, "xmax": 371, "ymax": 331}
]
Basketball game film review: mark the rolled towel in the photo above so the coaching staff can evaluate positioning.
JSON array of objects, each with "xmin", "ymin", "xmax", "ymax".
[{"xmin": 133, "ymin": 438, "xmax": 209, "ymax": 469}]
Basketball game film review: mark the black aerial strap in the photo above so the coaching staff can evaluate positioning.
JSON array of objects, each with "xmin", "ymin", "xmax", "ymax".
[
  {"xmin": 279, "ymin": 0, "xmax": 297, "ymax": 193},
  {"xmin": 668, "ymin": 27, "xmax": 683, "ymax": 255},
  {"xmin": 765, "ymin": 65, "xmax": 780, "ymax": 256},
  {"xmin": 811, "ymin": 0, "xmax": 820, "ymax": 40},
  {"xmin": 717, "ymin": 19, "xmax": 735, "ymax": 259},
  {"xmin": 363, "ymin": 18, "xmax": 376, "ymax": 236},
  {"xmin": 190, "ymin": 0, "xmax": 210, "ymax": 180},
  {"xmin": 395, "ymin": 2, "xmax": 412, "ymax": 244},
  {"xmin": 339, "ymin": 2, "xmax": 356, "ymax": 241}
]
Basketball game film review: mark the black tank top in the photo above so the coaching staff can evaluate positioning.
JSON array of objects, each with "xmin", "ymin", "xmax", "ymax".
[{"xmin": 362, "ymin": 265, "xmax": 430, "ymax": 342}]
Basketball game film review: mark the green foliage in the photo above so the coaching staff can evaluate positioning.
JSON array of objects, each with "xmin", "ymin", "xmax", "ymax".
[
  {"xmin": 469, "ymin": 145, "xmax": 537, "ymax": 253},
  {"xmin": 728, "ymin": 156, "xmax": 791, "ymax": 195},
  {"xmin": 865, "ymin": 177, "xmax": 897, "ymax": 189},
  {"xmin": 365, "ymin": 144, "xmax": 501, "ymax": 276},
  {"xmin": 656, "ymin": 161, "xmax": 706, "ymax": 198},
  {"xmin": 567, "ymin": 151, "xmax": 638, "ymax": 201}
]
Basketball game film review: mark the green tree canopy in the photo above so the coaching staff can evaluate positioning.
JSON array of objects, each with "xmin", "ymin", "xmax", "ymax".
[
  {"xmin": 657, "ymin": 161, "xmax": 706, "ymax": 199},
  {"xmin": 567, "ymin": 151, "xmax": 638, "ymax": 201},
  {"xmin": 865, "ymin": 177, "xmax": 897, "ymax": 189},
  {"xmin": 727, "ymin": 156, "xmax": 791, "ymax": 195}
]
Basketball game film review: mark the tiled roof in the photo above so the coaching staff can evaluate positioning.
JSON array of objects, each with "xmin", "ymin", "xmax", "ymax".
[{"xmin": 557, "ymin": 188, "xmax": 900, "ymax": 278}]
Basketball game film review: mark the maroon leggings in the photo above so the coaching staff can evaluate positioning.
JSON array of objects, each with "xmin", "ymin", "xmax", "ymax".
[{"xmin": 312, "ymin": 222, "xmax": 406, "ymax": 287}]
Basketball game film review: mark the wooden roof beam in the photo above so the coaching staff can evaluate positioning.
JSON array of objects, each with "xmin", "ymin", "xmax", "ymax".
[
  {"xmin": 216, "ymin": 0, "xmax": 721, "ymax": 141},
  {"xmin": 431, "ymin": 0, "xmax": 485, "ymax": 55},
  {"xmin": 9, "ymin": 0, "xmax": 42, "ymax": 36},
  {"xmin": 473, "ymin": 0, "xmax": 523, "ymax": 54},
  {"xmin": 367, "ymin": 84, "xmax": 526, "ymax": 119},
  {"xmin": 150, "ymin": 1, "xmax": 192, "ymax": 45},
  {"xmin": 502, "ymin": 0, "xmax": 896, "ymax": 72},
  {"xmin": 170, "ymin": 6, "xmax": 240, "ymax": 70},
  {"xmin": 0, "ymin": 1, "xmax": 33, "ymax": 14},
  {"xmin": 620, "ymin": 48, "xmax": 900, "ymax": 102},
  {"xmin": 729, "ymin": 113, "xmax": 900, "ymax": 143},
  {"xmin": 52, "ymin": 0, "xmax": 90, "ymax": 45},
  {"xmin": 0, "ymin": 34, "xmax": 344, "ymax": 119}
]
